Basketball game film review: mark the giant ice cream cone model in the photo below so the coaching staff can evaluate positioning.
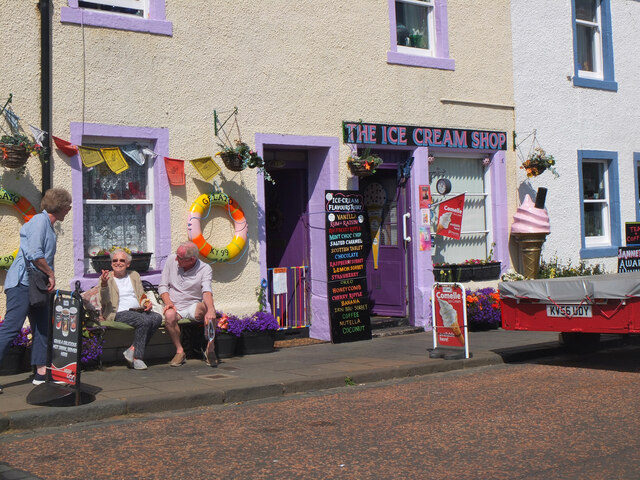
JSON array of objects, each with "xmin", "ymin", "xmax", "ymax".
[
  {"xmin": 438, "ymin": 298, "xmax": 465, "ymax": 346},
  {"xmin": 511, "ymin": 188, "xmax": 551, "ymax": 279},
  {"xmin": 364, "ymin": 183, "xmax": 387, "ymax": 269}
]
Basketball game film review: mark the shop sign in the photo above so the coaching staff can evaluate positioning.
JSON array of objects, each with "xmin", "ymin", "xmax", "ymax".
[
  {"xmin": 431, "ymin": 283, "xmax": 469, "ymax": 357},
  {"xmin": 625, "ymin": 222, "xmax": 640, "ymax": 246},
  {"xmin": 325, "ymin": 190, "xmax": 372, "ymax": 343},
  {"xmin": 343, "ymin": 121, "xmax": 508, "ymax": 150},
  {"xmin": 618, "ymin": 246, "xmax": 640, "ymax": 273}
]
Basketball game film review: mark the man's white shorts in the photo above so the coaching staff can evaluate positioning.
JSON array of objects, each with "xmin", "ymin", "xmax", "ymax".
[{"xmin": 176, "ymin": 303, "xmax": 199, "ymax": 321}]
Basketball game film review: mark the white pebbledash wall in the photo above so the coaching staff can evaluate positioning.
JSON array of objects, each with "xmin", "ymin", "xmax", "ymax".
[{"xmin": 511, "ymin": 0, "xmax": 640, "ymax": 272}]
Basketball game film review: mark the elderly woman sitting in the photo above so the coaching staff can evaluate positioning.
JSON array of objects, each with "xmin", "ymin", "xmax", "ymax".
[{"xmin": 100, "ymin": 249, "xmax": 162, "ymax": 370}]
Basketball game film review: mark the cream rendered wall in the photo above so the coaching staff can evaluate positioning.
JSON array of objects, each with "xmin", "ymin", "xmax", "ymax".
[
  {"xmin": 0, "ymin": 1, "xmax": 515, "ymax": 317},
  {"xmin": 511, "ymin": 0, "xmax": 640, "ymax": 272}
]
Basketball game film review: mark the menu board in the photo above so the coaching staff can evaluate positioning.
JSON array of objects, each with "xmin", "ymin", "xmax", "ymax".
[
  {"xmin": 625, "ymin": 222, "xmax": 640, "ymax": 246},
  {"xmin": 618, "ymin": 246, "xmax": 640, "ymax": 273},
  {"xmin": 50, "ymin": 292, "xmax": 82, "ymax": 386},
  {"xmin": 325, "ymin": 190, "xmax": 372, "ymax": 343}
]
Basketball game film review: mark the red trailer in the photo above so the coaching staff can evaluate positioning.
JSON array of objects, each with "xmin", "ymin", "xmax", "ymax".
[{"xmin": 499, "ymin": 272, "xmax": 640, "ymax": 349}]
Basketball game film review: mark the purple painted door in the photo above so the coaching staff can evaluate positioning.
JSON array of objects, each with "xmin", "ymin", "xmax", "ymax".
[
  {"xmin": 265, "ymin": 159, "xmax": 310, "ymax": 327},
  {"xmin": 360, "ymin": 153, "xmax": 409, "ymax": 317}
]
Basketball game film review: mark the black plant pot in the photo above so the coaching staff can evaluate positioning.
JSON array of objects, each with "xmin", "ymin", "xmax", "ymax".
[
  {"xmin": 215, "ymin": 333, "xmax": 239, "ymax": 358},
  {"xmin": 90, "ymin": 253, "xmax": 152, "ymax": 272},
  {"xmin": 0, "ymin": 346, "xmax": 31, "ymax": 375},
  {"xmin": 237, "ymin": 330, "xmax": 275, "ymax": 355}
]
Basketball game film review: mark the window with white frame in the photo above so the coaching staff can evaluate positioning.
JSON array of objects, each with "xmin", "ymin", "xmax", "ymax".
[
  {"xmin": 78, "ymin": 0, "xmax": 148, "ymax": 17},
  {"xmin": 61, "ymin": 0, "xmax": 172, "ymax": 36},
  {"xmin": 81, "ymin": 141, "xmax": 155, "ymax": 272},
  {"xmin": 429, "ymin": 156, "xmax": 492, "ymax": 264},
  {"xmin": 395, "ymin": 0, "xmax": 435, "ymax": 56},
  {"xmin": 581, "ymin": 160, "xmax": 610, "ymax": 246},
  {"xmin": 574, "ymin": 0, "xmax": 602, "ymax": 78},
  {"xmin": 571, "ymin": 0, "xmax": 616, "ymax": 91},
  {"xmin": 387, "ymin": 0, "xmax": 454, "ymax": 70}
]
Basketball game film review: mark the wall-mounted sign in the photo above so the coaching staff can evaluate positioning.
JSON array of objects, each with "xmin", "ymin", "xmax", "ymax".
[
  {"xmin": 325, "ymin": 190, "xmax": 372, "ymax": 343},
  {"xmin": 435, "ymin": 193, "xmax": 465, "ymax": 239},
  {"xmin": 343, "ymin": 121, "xmax": 508, "ymax": 150},
  {"xmin": 625, "ymin": 222, "xmax": 640, "ymax": 246}
]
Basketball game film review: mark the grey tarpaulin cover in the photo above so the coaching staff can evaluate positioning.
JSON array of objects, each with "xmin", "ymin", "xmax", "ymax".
[{"xmin": 498, "ymin": 272, "xmax": 640, "ymax": 302}]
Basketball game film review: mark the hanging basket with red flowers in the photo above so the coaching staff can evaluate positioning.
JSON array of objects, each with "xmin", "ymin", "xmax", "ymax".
[{"xmin": 347, "ymin": 153, "xmax": 383, "ymax": 177}]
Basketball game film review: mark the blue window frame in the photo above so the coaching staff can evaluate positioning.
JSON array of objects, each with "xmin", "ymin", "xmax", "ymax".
[
  {"xmin": 61, "ymin": 0, "xmax": 172, "ymax": 36},
  {"xmin": 387, "ymin": 0, "xmax": 454, "ymax": 70},
  {"xmin": 571, "ymin": 0, "xmax": 617, "ymax": 91},
  {"xmin": 578, "ymin": 150, "xmax": 620, "ymax": 258}
]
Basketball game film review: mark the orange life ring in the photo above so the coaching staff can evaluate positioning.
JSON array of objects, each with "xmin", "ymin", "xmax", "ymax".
[
  {"xmin": 0, "ymin": 187, "xmax": 37, "ymax": 269},
  {"xmin": 187, "ymin": 193, "xmax": 248, "ymax": 262}
]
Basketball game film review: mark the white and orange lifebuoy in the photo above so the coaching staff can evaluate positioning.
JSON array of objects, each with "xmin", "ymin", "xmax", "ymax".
[
  {"xmin": 0, "ymin": 187, "xmax": 37, "ymax": 269},
  {"xmin": 187, "ymin": 192, "xmax": 248, "ymax": 262}
]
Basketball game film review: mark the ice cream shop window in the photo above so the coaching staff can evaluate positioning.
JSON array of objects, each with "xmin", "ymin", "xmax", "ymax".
[{"xmin": 429, "ymin": 156, "xmax": 492, "ymax": 264}]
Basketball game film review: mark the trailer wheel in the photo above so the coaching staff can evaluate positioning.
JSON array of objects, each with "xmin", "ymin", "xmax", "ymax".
[{"xmin": 560, "ymin": 332, "xmax": 601, "ymax": 353}]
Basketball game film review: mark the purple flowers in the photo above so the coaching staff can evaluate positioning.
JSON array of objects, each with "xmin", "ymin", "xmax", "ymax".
[
  {"xmin": 240, "ymin": 311, "xmax": 279, "ymax": 333},
  {"xmin": 466, "ymin": 287, "xmax": 502, "ymax": 330},
  {"xmin": 216, "ymin": 314, "xmax": 244, "ymax": 337},
  {"xmin": 81, "ymin": 332, "xmax": 104, "ymax": 364},
  {"xmin": 0, "ymin": 318, "xmax": 33, "ymax": 348}
]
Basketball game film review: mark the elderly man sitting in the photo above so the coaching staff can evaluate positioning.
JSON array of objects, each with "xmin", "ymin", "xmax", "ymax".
[{"xmin": 159, "ymin": 241, "xmax": 216, "ymax": 366}]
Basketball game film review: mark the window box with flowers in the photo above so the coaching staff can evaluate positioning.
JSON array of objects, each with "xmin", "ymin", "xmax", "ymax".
[
  {"xmin": 433, "ymin": 261, "xmax": 501, "ymax": 282},
  {"xmin": 89, "ymin": 246, "xmax": 152, "ymax": 273}
]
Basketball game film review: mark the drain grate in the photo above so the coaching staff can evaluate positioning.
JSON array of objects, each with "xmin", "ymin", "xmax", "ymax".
[{"xmin": 203, "ymin": 374, "xmax": 230, "ymax": 380}]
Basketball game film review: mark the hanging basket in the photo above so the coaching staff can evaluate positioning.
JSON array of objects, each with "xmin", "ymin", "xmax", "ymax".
[
  {"xmin": 219, "ymin": 152, "xmax": 245, "ymax": 172},
  {"xmin": 0, "ymin": 144, "xmax": 30, "ymax": 169},
  {"xmin": 347, "ymin": 156, "xmax": 382, "ymax": 177}
]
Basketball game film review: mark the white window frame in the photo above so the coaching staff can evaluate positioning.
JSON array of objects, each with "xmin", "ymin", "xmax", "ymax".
[
  {"xmin": 575, "ymin": 0, "xmax": 603, "ymax": 80},
  {"xmin": 582, "ymin": 159, "xmax": 610, "ymax": 248},
  {"xmin": 80, "ymin": 0, "xmax": 149, "ymax": 16},
  {"xmin": 395, "ymin": 0, "xmax": 436, "ymax": 58}
]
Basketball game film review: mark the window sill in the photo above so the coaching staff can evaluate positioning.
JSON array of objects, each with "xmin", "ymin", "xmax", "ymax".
[
  {"xmin": 580, "ymin": 245, "xmax": 619, "ymax": 259},
  {"xmin": 387, "ymin": 51, "xmax": 455, "ymax": 71},
  {"xmin": 61, "ymin": 7, "xmax": 173, "ymax": 36},
  {"xmin": 573, "ymin": 76, "xmax": 618, "ymax": 92}
]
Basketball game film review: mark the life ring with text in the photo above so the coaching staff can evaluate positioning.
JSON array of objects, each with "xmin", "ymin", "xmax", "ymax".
[
  {"xmin": 187, "ymin": 192, "xmax": 248, "ymax": 262},
  {"xmin": 0, "ymin": 187, "xmax": 37, "ymax": 269}
]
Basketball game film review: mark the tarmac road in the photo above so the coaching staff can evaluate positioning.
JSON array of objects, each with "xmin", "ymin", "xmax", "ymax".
[{"xmin": 1, "ymin": 343, "xmax": 640, "ymax": 480}]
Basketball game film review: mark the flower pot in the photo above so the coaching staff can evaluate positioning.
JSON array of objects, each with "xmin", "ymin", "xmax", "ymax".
[
  {"xmin": 0, "ymin": 346, "xmax": 31, "ymax": 375},
  {"xmin": 214, "ymin": 333, "xmax": 238, "ymax": 358},
  {"xmin": 237, "ymin": 330, "xmax": 275, "ymax": 355},
  {"xmin": 220, "ymin": 152, "xmax": 245, "ymax": 172},
  {"xmin": 0, "ymin": 144, "xmax": 30, "ymax": 169},
  {"xmin": 433, "ymin": 265, "xmax": 473, "ymax": 282},
  {"xmin": 347, "ymin": 158, "xmax": 379, "ymax": 177},
  {"xmin": 471, "ymin": 262, "xmax": 501, "ymax": 281},
  {"xmin": 90, "ymin": 252, "xmax": 152, "ymax": 272}
]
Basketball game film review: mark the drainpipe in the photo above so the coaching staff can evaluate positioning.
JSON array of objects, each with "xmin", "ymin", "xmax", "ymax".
[{"xmin": 39, "ymin": 0, "xmax": 53, "ymax": 193}]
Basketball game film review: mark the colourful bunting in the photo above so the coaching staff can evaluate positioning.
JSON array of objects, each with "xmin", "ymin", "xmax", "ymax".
[
  {"xmin": 78, "ymin": 146, "xmax": 105, "ymax": 167},
  {"xmin": 53, "ymin": 136, "xmax": 79, "ymax": 156},
  {"xmin": 164, "ymin": 157, "xmax": 185, "ymax": 186},
  {"xmin": 101, "ymin": 147, "xmax": 130, "ymax": 174},
  {"xmin": 190, "ymin": 156, "xmax": 221, "ymax": 182},
  {"xmin": 29, "ymin": 125, "xmax": 46, "ymax": 146},
  {"xmin": 121, "ymin": 142, "xmax": 145, "ymax": 166}
]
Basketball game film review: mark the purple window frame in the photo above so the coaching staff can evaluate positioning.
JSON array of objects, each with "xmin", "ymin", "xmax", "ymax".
[
  {"xmin": 387, "ymin": 0, "xmax": 455, "ymax": 70},
  {"xmin": 69, "ymin": 122, "xmax": 171, "ymax": 290},
  {"xmin": 61, "ymin": 0, "xmax": 173, "ymax": 36}
]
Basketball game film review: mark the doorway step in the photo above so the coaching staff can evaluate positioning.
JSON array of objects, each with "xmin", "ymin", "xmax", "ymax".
[{"xmin": 371, "ymin": 317, "xmax": 424, "ymax": 338}]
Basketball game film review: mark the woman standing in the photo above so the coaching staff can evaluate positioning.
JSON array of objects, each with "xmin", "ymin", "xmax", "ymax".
[
  {"xmin": 0, "ymin": 188, "xmax": 72, "ymax": 393},
  {"xmin": 100, "ymin": 249, "xmax": 162, "ymax": 370}
]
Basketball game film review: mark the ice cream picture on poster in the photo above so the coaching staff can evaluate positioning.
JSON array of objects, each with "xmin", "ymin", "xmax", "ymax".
[
  {"xmin": 363, "ymin": 182, "xmax": 387, "ymax": 269},
  {"xmin": 435, "ymin": 193, "xmax": 465, "ymax": 239},
  {"xmin": 433, "ymin": 285, "xmax": 466, "ymax": 348}
]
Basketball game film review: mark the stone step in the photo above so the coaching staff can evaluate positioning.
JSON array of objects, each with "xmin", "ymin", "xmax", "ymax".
[
  {"xmin": 370, "ymin": 316, "xmax": 410, "ymax": 330},
  {"xmin": 372, "ymin": 325, "xmax": 424, "ymax": 338}
]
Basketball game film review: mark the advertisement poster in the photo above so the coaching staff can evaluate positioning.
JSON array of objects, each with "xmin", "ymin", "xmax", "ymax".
[
  {"xmin": 435, "ymin": 193, "xmax": 465, "ymax": 239},
  {"xmin": 325, "ymin": 190, "xmax": 372, "ymax": 343},
  {"xmin": 432, "ymin": 283, "xmax": 466, "ymax": 348},
  {"xmin": 419, "ymin": 185, "xmax": 432, "ymax": 209},
  {"xmin": 50, "ymin": 293, "xmax": 81, "ymax": 386}
]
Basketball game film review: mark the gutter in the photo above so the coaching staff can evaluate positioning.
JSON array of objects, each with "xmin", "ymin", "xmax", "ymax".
[{"xmin": 39, "ymin": 0, "xmax": 53, "ymax": 193}]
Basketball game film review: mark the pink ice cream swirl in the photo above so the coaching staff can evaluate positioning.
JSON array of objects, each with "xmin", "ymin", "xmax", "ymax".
[{"xmin": 511, "ymin": 194, "xmax": 550, "ymax": 234}]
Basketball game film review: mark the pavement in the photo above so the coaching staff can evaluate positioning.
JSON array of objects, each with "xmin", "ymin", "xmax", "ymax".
[{"xmin": 0, "ymin": 328, "xmax": 607, "ymax": 434}]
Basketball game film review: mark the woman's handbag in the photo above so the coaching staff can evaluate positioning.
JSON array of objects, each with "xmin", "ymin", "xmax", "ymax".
[{"xmin": 29, "ymin": 268, "xmax": 50, "ymax": 307}]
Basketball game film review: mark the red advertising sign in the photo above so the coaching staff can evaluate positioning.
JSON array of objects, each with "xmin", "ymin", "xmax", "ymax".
[
  {"xmin": 432, "ymin": 283, "xmax": 467, "ymax": 348},
  {"xmin": 435, "ymin": 193, "xmax": 465, "ymax": 239}
]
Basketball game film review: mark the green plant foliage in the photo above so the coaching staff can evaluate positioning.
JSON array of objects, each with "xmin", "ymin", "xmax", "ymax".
[{"xmin": 538, "ymin": 256, "xmax": 606, "ymax": 279}]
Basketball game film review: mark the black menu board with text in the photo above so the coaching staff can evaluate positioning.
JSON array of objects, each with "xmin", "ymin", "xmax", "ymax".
[{"xmin": 325, "ymin": 190, "xmax": 372, "ymax": 343}]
